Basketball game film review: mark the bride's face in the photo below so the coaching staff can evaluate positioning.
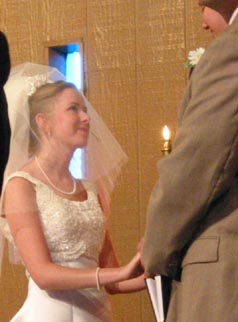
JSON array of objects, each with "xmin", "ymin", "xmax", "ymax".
[{"xmin": 47, "ymin": 88, "xmax": 90, "ymax": 149}]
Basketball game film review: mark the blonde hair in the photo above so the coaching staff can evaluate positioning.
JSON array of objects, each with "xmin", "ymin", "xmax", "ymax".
[{"xmin": 28, "ymin": 81, "xmax": 78, "ymax": 155}]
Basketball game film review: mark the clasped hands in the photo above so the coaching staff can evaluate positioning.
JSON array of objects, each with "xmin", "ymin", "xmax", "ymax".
[{"xmin": 120, "ymin": 237, "xmax": 145, "ymax": 281}]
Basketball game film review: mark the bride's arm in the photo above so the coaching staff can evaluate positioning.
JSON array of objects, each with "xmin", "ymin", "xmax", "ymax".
[
  {"xmin": 99, "ymin": 229, "xmax": 146, "ymax": 295},
  {"xmin": 3, "ymin": 178, "xmax": 141, "ymax": 291}
]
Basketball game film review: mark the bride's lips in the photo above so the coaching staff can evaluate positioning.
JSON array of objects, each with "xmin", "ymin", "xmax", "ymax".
[{"xmin": 77, "ymin": 126, "xmax": 89, "ymax": 134}]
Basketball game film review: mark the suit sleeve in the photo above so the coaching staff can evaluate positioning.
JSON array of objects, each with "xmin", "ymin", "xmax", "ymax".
[
  {"xmin": 0, "ymin": 31, "xmax": 11, "ymax": 195},
  {"xmin": 142, "ymin": 27, "xmax": 238, "ymax": 277},
  {"xmin": 0, "ymin": 31, "xmax": 10, "ymax": 87}
]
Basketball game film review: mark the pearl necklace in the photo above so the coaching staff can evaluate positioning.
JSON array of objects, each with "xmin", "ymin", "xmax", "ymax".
[{"xmin": 35, "ymin": 157, "xmax": 77, "ymax": 195}]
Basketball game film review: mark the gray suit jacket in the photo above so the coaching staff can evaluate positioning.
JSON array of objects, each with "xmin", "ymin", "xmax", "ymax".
[{"xmin": 142, "ymin": 15, "xmax": 238, "ymax": 322}]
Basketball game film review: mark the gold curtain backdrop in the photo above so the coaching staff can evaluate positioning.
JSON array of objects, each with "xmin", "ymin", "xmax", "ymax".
[{"xmin": 0, "ymin": 1, "xmax": 210, "ymax": 321}]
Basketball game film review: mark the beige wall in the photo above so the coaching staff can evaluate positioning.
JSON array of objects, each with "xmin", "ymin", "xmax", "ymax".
[{"xmin": 0, "ymin": 1, "xmax": 210, "ymax": 321}]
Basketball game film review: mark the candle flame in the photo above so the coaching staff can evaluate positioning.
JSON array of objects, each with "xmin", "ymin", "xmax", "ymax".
[{"xmin": 162, "ymin": 125, "xmax": 170, "ymax": 140}]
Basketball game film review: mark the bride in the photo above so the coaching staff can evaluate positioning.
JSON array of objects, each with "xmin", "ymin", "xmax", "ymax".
[{"xmin": 0, "ymin": 63, "xmax": 145, "ymax": 322}]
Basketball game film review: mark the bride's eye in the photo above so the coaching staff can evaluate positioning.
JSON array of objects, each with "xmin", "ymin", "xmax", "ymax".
[
  {"xmin": 68, "ymin": 104, "xmax": 87, "ymax": 114},
  {"xmin": 69, "ymin": 105, "xmax": 78, "ymax": 112}
]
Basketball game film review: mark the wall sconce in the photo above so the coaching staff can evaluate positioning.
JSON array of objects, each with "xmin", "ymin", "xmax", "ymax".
[{"xmin": 161, "ymin": 125, "xmax": 172, "ymax": 155}]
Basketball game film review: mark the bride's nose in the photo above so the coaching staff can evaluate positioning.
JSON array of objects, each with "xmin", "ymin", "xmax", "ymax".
[{"xmin": 79, "ymin": 110, "xmax": 90, "ymax": 123}]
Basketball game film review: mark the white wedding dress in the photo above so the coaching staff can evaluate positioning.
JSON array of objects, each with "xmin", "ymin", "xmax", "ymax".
[{"xmin": 3, "ymin": 171, "xmax": 113, "ymax": 322}]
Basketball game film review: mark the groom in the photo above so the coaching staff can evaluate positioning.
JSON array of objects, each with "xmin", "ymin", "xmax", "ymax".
[
  {"xmin": 142, "ymin": 1, "xmax": 238, "ymax": 321},
  {"xmin": 0, "ymin": 31, "xmax": 11, "ymax": 195}
]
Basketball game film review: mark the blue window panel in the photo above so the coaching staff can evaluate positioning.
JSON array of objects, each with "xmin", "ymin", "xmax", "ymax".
[
  {"xmin": 66, "ymin": 51, "xmax": 83, "ymax": 91},
  {"xmin": 69, "ymin": 148, "xmax": 85, "ymax": 179},
  {"xmin": 66, "ymin": 50, "xmax": 85, "ymax": 179}
]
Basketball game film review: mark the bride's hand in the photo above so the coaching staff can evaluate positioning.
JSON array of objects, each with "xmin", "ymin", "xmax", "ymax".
[
  {"xmin": 137, "ymin": 237, "xmax": 144, "ymax": 252},
  {"xmin": 120, "ymin": 252, "xmax": 144, "ymax": 281}
]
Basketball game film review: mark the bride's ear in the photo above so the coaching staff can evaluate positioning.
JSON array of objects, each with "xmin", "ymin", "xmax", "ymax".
[{"xmin": 35, "ymin": 113, "xmax": 52, "ymax": 137}]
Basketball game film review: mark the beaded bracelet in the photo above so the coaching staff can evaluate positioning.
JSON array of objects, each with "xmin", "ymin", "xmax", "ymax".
[{"xmin": 96, "ymin": 267, "xmax": 101, "ymax": 291}]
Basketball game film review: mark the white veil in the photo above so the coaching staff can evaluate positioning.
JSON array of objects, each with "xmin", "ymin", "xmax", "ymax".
[{"xmin": 0, "ymin": 62, "xmax": 128, "ymax": 271}]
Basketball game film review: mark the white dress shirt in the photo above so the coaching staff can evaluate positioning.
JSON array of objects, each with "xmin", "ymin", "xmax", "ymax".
[{"xmin": 229, "ymin": 7, "xmax": 238, "ymax": 24}]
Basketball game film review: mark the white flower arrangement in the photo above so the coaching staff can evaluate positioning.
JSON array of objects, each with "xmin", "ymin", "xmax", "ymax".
[{"xmin": 185, "ymin": 47, "xmax": 205, "ymax": 69}]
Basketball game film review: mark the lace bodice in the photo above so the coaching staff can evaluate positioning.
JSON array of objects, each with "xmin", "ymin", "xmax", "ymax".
[{"xmin": 2, "ymin": 172, "xmax": 106, "ymax": 264}]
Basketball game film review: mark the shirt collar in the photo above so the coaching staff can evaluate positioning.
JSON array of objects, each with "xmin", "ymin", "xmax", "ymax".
[{"xmin": 229, "ymin": 7, "xmax": 238, "ymax": 24}]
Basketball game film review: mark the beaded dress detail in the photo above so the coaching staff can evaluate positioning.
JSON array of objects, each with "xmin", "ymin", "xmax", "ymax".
[{"xmin": 3, "ymin": 171, "xmax": 106, "ymax": 264}]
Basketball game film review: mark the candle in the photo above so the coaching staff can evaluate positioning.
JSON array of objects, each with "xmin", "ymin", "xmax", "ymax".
[{"xmin": 161, "ymin": 125, "xmax": 171, "ymax": 155}]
